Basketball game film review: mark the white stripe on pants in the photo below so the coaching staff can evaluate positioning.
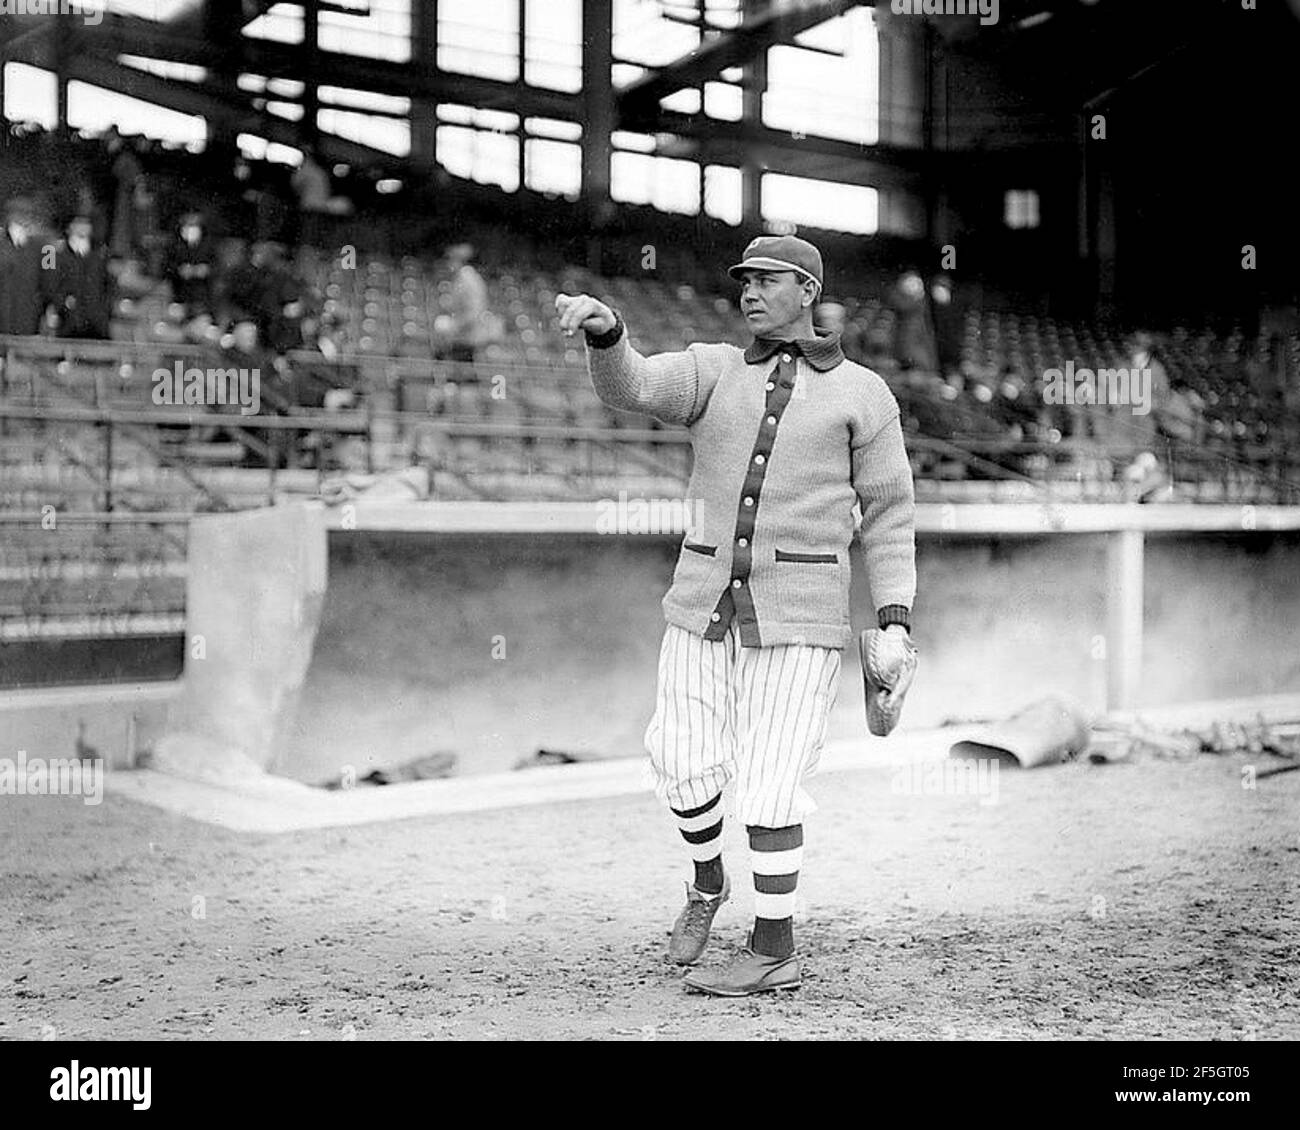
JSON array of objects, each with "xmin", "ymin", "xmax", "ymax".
[{"xmin": 644, "ymin": 621, "xmax": 841, "ymax": 827}]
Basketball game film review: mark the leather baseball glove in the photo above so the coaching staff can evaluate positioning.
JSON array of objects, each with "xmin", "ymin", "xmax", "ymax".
[{"xmin": 858, "ymin": 626, "xmax": 918, "ymax": 737}]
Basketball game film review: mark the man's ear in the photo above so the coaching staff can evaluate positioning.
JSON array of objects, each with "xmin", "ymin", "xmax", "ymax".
[{"xmin": 802, "ymin": 281, "xmax": 819, "ymax": 309}]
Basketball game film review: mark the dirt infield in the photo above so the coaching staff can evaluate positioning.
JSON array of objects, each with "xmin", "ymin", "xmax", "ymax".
[{"xmin": 2, "ymin": 752, "xmax": 1297, "ymax": 1041}]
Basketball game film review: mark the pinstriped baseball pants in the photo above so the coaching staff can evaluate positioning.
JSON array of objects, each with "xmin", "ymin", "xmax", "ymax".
[{"xmin": 644, "ymin": 621, "xmax": 842, "ymax": 827}]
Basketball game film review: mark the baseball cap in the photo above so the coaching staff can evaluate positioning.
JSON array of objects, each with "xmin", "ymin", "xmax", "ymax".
[{"xmin": 728, "ymin": 235, "xmax": 824, "ymax": 293}]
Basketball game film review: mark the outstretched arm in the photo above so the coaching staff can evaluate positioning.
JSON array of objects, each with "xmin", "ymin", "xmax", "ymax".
[{"xmin": 556, "ymin": 292, "xmax": 702, "ymax": 426}]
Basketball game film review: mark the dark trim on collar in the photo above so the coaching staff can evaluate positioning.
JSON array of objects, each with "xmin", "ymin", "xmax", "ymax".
[{"xmin": 743, "ymin": 331, "xmax": 845, "ymax": 372}]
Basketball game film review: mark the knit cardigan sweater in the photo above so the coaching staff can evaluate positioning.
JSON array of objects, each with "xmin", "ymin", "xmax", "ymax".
[{"xmin": 586, "ymin": 316, "xmax": 917, "ymax": 650}]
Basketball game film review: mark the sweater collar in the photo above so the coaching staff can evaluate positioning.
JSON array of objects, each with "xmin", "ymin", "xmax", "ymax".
[{"xmin": 743, "ymin": 331, "xmax": 845, "ymax": 372}]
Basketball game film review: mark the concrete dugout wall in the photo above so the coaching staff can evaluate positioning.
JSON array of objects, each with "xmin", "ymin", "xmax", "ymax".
[
  {"xmin": 273, "ymin": 507, "xmax": 1300, "ymax": 785},
  {"xmin": 154, "ymin": 504, "xmax": 328, "ymax": 779}
]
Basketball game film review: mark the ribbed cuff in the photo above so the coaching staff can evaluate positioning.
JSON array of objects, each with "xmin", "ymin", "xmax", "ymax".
[
  {"xmin": 877, "ymin": 604, "xmax": 911, "ymax": 632},
  {"xmin": 584, "ymin": 308, "xmax": 625, "ymax": 349}
]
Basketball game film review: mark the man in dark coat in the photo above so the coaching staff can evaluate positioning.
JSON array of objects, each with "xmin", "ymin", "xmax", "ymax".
[
  {"xmin": 0, "ymin": 196, "xmax": 50, "ymax": 336},
  {"xmin": 50, "ymin": 215, "xmax": 113, "ymax": 339},
  {"xmin": 163, "ymin": 212, "xmax": 219, "ymax": 320},
  {"xmin": 221, "ymin": 241, "xmax": 308, "ymax": 354},
  {"xmin": 890, "ymin": 269, "xmax": 937, "ymax": 372}
]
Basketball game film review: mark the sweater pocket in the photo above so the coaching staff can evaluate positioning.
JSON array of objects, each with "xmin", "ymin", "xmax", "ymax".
[
  {"xmin": 775, "ymin": 548, "xmax": 837, "ymax": 565},
  {"xmin": 668, "ymin": 541, "xmax": 720, "ymax": 611},
  {"xmin": 771, "ymin": 548, "xmax": 849, "ymax": 628}
]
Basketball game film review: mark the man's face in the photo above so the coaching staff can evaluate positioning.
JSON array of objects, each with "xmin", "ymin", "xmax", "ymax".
[
  {"xmin": 232, "ymin": 322, "xmax": 258, "ymax": 351},
  {"xmin": 69, "ymin": 220, "xmax": 92, "ymax": 244},
  {"xmin": 738, "ymin": 270, "xmax": 815, "ymax": 338}
]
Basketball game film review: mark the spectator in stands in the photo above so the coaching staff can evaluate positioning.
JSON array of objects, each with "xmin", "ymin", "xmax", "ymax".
[
  {"xmin": 71, "ymin": 182, "xmax": 109, "ymax": 255},
  {"xmin": 439, "ymin": 242, "xmax": 491, "ymax": 365},
  {"xmin": 1123, "ymin": 451, "xmax": 1168, "ymax": 503},
  {"xmin": 130, "ymin": 137, "xmax": 163, "ymax": 274},
  {"xmin": 92, "ymin": 127, "xmax": 122, "ymax": 242},
  {"xmin": 929, "ymin": 274, "xmax": 963, "ymax": 377},
  {"xmin": 219, "ymin": 318, "xmax": 289, "ymax": 467},
  {"xmin": 1124, "ymin": 331, "xmax": 1171, "ymax": 458},
  {"xmin": 989, "ymin": 371, "xmax": 1038, "ymax": 443},
  {"xmin": 279, "ymin": 315, "xmax": 360, "ymax": 470},
  {"xmin": 237, "ymin": 159, "xmax": 293, "ymax": 245},
  {"xmin": 223, "ymin": 316, "xmax": 273, "ymax": 375},
  {"xmin": 0, "ymin": 196, "xmax": 50, "ymax": 336},
  {"xmin": 219, "ymin": 243, "xmax": 258, "ymax": 326},
  {"xmin": 221, "ymin": 241, "xmax": 310, "ymax": 355},
  {"xmin": 164, "ymin": 211, "xmax": 218, "ymax": 321},
  {"xmin": 1160, "ymin": 379, "xmax": 1207, "ymax": 449},
  {"xmin": 259, "ymin": 242, "xmax": 312, "ymax": 355},
  {"xmin": 290, "ymin": 147, "xmax": 332, "ymax": 248},
  {"xmin": 229, "ymin": 314, "xmax": 349, "ymax": 469},
  {"xmin": 890, "ymin": 269, "xmax": 937, "ymax": 372},
  {"xmin": 1261, "ymin": 301, "xmax": 1296, "ymax": 393},
  {"xmin": 297, "ymin": 318, "xmax": 358, "ymax": 401},
  {"xmin": 49, "ymin": 214, "xmax": 112, "ymax": 340},
  {"xmin": 105, "ymin": 129, "xmax": 144, "ymax": 259}
]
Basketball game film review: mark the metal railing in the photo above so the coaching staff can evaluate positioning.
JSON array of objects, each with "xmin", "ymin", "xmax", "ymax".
[
  {"xmin": 4, "ymin": 334, "xmax": 1299, "ymax": 507},
  {"xmin": 0, "ymin": 510, "xmax": 191, "ymax": 641}
]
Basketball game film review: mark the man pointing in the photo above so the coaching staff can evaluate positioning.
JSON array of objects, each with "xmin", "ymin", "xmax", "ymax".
[{"xmin": 556, "ymin": 235, "xmax": 918, "ymax": 996}]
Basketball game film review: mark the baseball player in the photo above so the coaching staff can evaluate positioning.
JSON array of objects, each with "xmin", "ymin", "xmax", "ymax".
[{"xmin": 555, "ymin": 235, "xmax": 917, "ymax": 996}]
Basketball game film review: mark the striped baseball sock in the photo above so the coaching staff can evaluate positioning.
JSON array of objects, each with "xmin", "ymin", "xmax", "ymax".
[
  {"xmin": 672, "ymin": 794, "xmax": 725, "ymax": 895},
  {"xmin": 749, "ymin": 824, "xmax": 803, "ymax": 959}
]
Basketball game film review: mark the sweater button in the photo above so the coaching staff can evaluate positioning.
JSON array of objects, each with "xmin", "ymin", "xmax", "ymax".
[
  {"xmin": 737, "ymin": 537, "xmax": 748, "ymax": 547},
  {"xmin": 766, "ymin": 415, "xmax": 776, "ymax": 425},
  {"xmin": 710, "ymin": 612, "xmax": 721, "ymax": 622},
  {"xmin": 743, "ymin": 496, "xmax": 754, "ymax": 507},
  {"xmin": 754, "ymin": 454, "xmax": 765, "ymax": 465},
  {"xmin": 732, "ymin": 579, "xmax": 743, "ymax": 589},
  {"xmin": 781, "ymin": 354, "xmax": 792, "ymax": 363},
  {"xmin": 765, "ymin": 381, "xmax": 775, "ymax": 391}
]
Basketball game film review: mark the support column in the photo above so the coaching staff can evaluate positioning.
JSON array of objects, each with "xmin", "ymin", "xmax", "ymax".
[
  {"xmin": 518, "ymin": 0, "xmax": 527, "ymax": 193},
  {"xmin": 580, "ymin": 0, "xmax": 613, "ymax": 207},
  {"xmin": 919, "ymin": 19, "xmax": 936, "ymax": 245},
  {"xmin": 204, "ymin": 0, "xmax": 243, "ymax": 164},
  {"xmin": 875, "ymin": 3, "xmax": 925, "ymax": 148},
  {"xmin": 1095, "ymin": 161, "xmax": 1117, "ymax": 305},
  {"xmin": 303, "ymin": 0, "xmax": 320, "ymax": 148},
  {"xmin": 739, "ymin": 0, "xmax": 767, "ymax": 228},
  {"xmin": 1105, "ymin": 528, "xmax": 1144, "ymax": 711},
  {"xmin": 54, "ymin": 18, "xmax": 70, "ymax": 136},
  {"xmin": 411, "ymin": 0, "xmax": 440, "ymax": 172},
  {"xmin": 1080, "ymin": 103, "xmax": 1117, "ymax": 312},
  {"xmin": 740, "ymin": 51, "xmax": 766, "ymax": 228},
  {"xmin": 874, "ymin": 4, "xmax": 926, "ymax": 237}
]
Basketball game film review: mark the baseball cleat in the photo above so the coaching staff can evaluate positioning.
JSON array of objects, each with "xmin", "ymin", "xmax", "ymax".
[
  {"xmin": 682, "ymin": 935, "xmax": 801, "ymax": 997},
  {"xmin": 668, "ymin": 873, "xmax": 731, "ymax": 965}
]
